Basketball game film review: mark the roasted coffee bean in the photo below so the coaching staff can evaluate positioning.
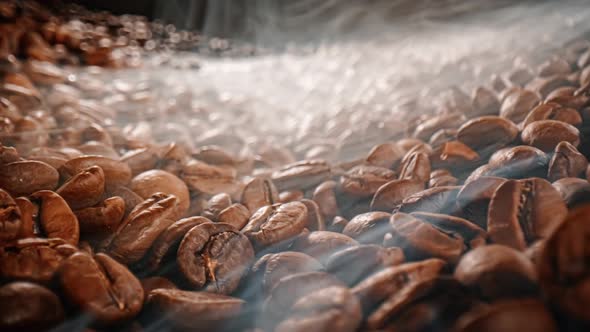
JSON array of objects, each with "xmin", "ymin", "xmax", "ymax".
[
  {"xmin": 0, "ymin": 160, "xmax": 58, "ymax": 196},
  {"xmin": 329, "ymin": 216, "xmax": 349, "ymax": 232},
  {"xmin": 455, "ymin": 244, "xmax": 538, "ymax": 300},
  {"xmin": 507, "ymin": 67, "xmax": 535, "ymax": 86},
  {"xmin": 500, "ymin": 89, "xmax": 541, "ymax": 123},
  {"xmin": 120, "ymin": 148, "xmax": 159, "ymax": 176},
  {"xmin": 300, "ymin": 199, "xmax": 325, "ymax": 231},
  {"xmin": 14, "ymin": 197, "xmax": 35, "ymax": 239},
  {"xmin": 106, "ymin": 193, "xmax": 179, "ymax": 264},
  {"xmin": 0, "ymin": 238, "xmax": 75, "ymax": 284},
  {"xmin": 312, "ymin": 180, "xmax": 340, "ymax": 220},
  {"xmin": 278, "ymin": 190, "xmax": 304, "ymax": 203},
  {"xmin": 456, "ymin": 176, "xmax": 507, "ymax": 229},
  {"xmin": 521, "ymin": 120, "xmax": 580, "ymax": 152},
  {"xmin": 177, "ymin": 222, "xmax": 254, "ymax": 294},
  {"xmin": 429, "ymin": 128, "xmax": 458, "ymax": 148},
  {"xmin": 538, "ymin": 204, "xmax": 590, "ymax": 321},
  {"xmin": 398, "ymin": 151, "xmax": 431, "ymax": 184},
  {"xmin": 547, "ymin": 141, "xmax": 588, "ymax": 181},
  {"xmin": 105, "ymin": 186, "xmax": 143, "ymax": 217},
  {"xmin": 56, "ymin": 165, "xmax": 105, "ymax": 210},
  {"xmin": 365, "ymin": 142, "xmax": 403, "ymax": 169},
  {"xmin": 457, "ymin": 116, "xmax": 518, "ymax": 154},
  {"xmin": 471, "ymin": 86, "xmax": 500, "ymax": 117},
  {"xmin": 385, "ymin": 213, "xmax": 465, "ymax": 263},
  {"xmin": 140, "ymin": 276, "xmax": 177, "ymax": 301},
  {"xmin": 74, "ymin": 196, "xmax": 125, "ymax": 240},
  {"xmin": 58, "ymin": 252, "xmax": 144, "ymax": 325},
  {"xmin": 429, "ymin": 169, "xmax": 459, "ymax": 187},
  {"xmin": 0, "ymin": 188, "xmax": 21, "ymax": 242},
  {"xmin": 242, "ymin": 202, "xmax": 308, "ymax": 249},
  {"xmin": 340, "ymin": 165, "xmax": 396, "ymax": 197},
  {"xmin": 249, "ymin": 251, "xmax": 324, "ymax": 295},
  {"xmin": 410, "ymin": 212, "xmax": 487, "ymax": 249},
  {"xmin": 203, "ymin": 193, "xmax": 232, "ymax": 221},
  {"xmin": 552, "ymin": 177, "xmax": 590, "ymax": 208},
  {"xmin": 430, "ymin": 140, "xmax": 480, "ymax": 170},
  {"xmin": 454, "ymin": 298, "xmax": 558, "ymax": 332},
  {"xmin": 413, "ymin": 113, "xmax": 465, "ymax": 142},
  {"xmin": 241, "ymin": 177, "xmax": 278, "ymax": 214},
  {"xmin": 526, "ymin": 75, "xmax": 574, "ymax": 98},
  {"xmin": 262, "ymin": 272, "xmax": 345, "ymax": 328},
  {"xmin": 487, "ymin": 178, "xmax": 567, "ymax": 250},
  {"xmin": 147, "ymin": 289, "xmax": 244, "ymax": 330},
  {"xmin": 396, "ymin": 186, "xmax": 461, "ymax": 215},
  {"xmin": 342, "ymin": 211, "xmax": 392, "ymax": 244},
  {"xmin": 61, "ymin": 156, "xmax": 132, "ymax": 190},
  {"xmin": 130, "ymin": 170, "xmax": 190, "ymax": 218},
  {"xmin": 521, "ymin": 102, "xmax": 582, "ymax": 128},
  {"xmin": 271, "ymin": 160, "xmax": 331, "ymax": 192},
  {"xmin": 29, "ymin": 190, "xmax": 79, "ymax": 246},
  {"xmin": 291, "ymin": 231, "xmax": 359, "ymax": 262},
  {"xmin": 486, "ymin": 145, "xmax": 548, "ymax": 179},
  {"xmin": 275, "ymin": 286, "xmax": 362, "ymax": 332},
  {"xmin": 217, "ymin": 203, "xmax": 250, "ymax": 230},
  {"xmin": 352, "ymin": 258, "xmax": 445, "ymax": 313},
  {"xmin": 325, "ymin": 244, "xmax": 404, "ymax": 286},
  {"xmin": 182, "ymin": 159, "xmax": 238, "ymax": 195},
  {"xmin": 370, "ymin": 179, "xmax": 424, "ymax": 212},
  {"xmin": 0, "ymin": 281, "xmax": 64, "ymax": 332},
  {"xmin": 144, "ymin": 216, "xmax": 210, "ymax": 273}
]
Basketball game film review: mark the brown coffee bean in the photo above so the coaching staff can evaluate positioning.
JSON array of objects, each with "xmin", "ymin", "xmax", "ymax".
[
  {"xmin": 271, "ymin": 160, "xmax": 331, "ymax": 192},
  {"xmin": 488, "ymin": 178, "xmax": 567, "ymax": 251},
  {"xmin": 456, "ymin": 176, "xmax": 507, "ymax": 229},
  {"xmin": 0, "ymin": 188, "xmax": 21, "ymax": 242},
  {"xmin": 538, "ymin": 204, "xmax": 590, "ymax": 321},
  {"xmin": 262, "ymin": 272, "xmax": 345, "ymax": 328},
  {"xmin": 291, "ymin": 231, "xmax": 359, "ymax": 263},
  {"xmin": 396, "ymin": 186, "xmax": 461, "ymax": 215},
  {"xmin": 140, "ymin": 276, "xmax": 177, "ymax": 301},
  {"xmin": 0, "ymin": 160, "xmax": 58, "ymax": 196},
  {"xmin": 275, "ymin": 286, "xmax": 362, "ymax": 332},
  {"xmin": 454, "ymin": 299, "xmax": 558, "ymax": 332},
  {"xmin": 177, "ymin": 222, "xmax": 254, "ymax": 294},
  {"xmin": 365, "ymin": 142, "xmax": 403, "ymax": 169},
  {"xmin": 385, "ymin": 213, "xmax": 465, "ymax": 263},
  {"xmin": 181, "ymin": 159, "xmax": 238, "ymax": 196},
  {"xmin": 147, "ymin": 289, "xmax": 244, "ymax": 329},
  {"xmin": 120, "ymin": 147, "xmax": 159, "ymax": 177},
  {"xmin": 352, "ymin": 258, "xmax": 445, "ymax": 312},
  {"xmin": 398, "ymin": 151, "xmax": 431, "ymax": 184},
  {"xmin": 410, "ymin": 212, "xmax": 487, "ymax": 249},
  {"xmin": 487, "ymin": 145, "xmax": 549, "ymax": 179},
  {"xmin": 105, "ymin": 185, "xmax": 143, "ymax": 217},
  {"xmin": 370, "ymin": 179, "xmax": 424, "ymax": 212},
  {"xmin": 539, "ymin": 58, "xmax": 572, "ymax": 77},
  {"xmin": 527, "ymin": 76, "xmax": 574, "ymax": 98},
  {"xmin": 522, "ymin": 120, "xmax": 580, "ymax": 152},
  {"xmin": 58, "ymin": 252, "xmax": 144, "ymax": 325},
  {"xmin": 343, "ymin": 211, "xmax": 391, "ymax": 244},
  {"xmin": 552, "ymin": 177, "xmax": 590, "ymax": 208},
  {"xmin": 522, "ymin": 103, "xmax": 582, "ymax": 128},
  {"xmin": 249, "ymin": 251, "xmax": 324, "ymax": 294},
  {"xmin": 56, "ymin": 165, "xmax": 105, "ymax": 210},
  {"xmin": 430, "ymin": 141, "xmax": 479, "ymax": 170},
  {"xmin": 61, "ymin": 156, "xmax": 132, "ymax": 190},
  {"xmin": 203, "ymin": 193, "xmax": 232, "ymax": 221},
  {"xmin": 0, "ymin": 238, "xmax": 76, "ymax": 284},
  {"xmin": 106, "ymin": 193, "xmax": 179, "ymax": 264},
  {"xmin": 241, "ymin": 177, "xmax": 278, "ymax": 214},
  {"xmin": 312, "ymin": 180, "xmax": 340, "ymax": 220},
  {"xmin": 217, "ymin": 203, "xmax": 250, "ymax": 230},
  {"xmin": 507, "ymin": 67, "xmax": 534, "ymax": 86},
  {"xmin": 429, "ymin": 128, "xmax": 458, "ymax": 148},
  {"xmin": 130, "ymin": 170, "xmax": 190, "ymax": 218},
  {"xmin": 340, "ymin": 165, "xmax": 396, "ymax": 197},
  {"xmin": 329, "ymin": 216, "xmax": 349, "ymax": 232},
  {"xmin": 30, "ymin": 190, "xmax": 79, "ymax": 246},
  {"xmin": 278, "ymin": 190, "xmax": 304, "ymax": 203},
  {"xmin": 74, "ymin": 196, "xmax": 125, "ymax": 239},
  {"xmin": 548, "ymin": 141, "xmax": 588, "ymax": 181},
  {"xmin": 471, "ymin": 86, "xmax": 500, "ymax": 116},
  {"xmin": 77, "ymin": 141, "xmax": 119, "ymax": 159},
  {"xmin": 326, "ymin": 244, "xmax": 404, "ymax": 286},
  {"xmin": 413, "ymin": 113, "xmax": 465, "ymax": 141},
  {"xmin": 14, "ymin": 197, "xmax": 35, "ymax": 239},
  {"xmin": 300, "ymin": 199, "xmax": 325, "ymax": 231},
  {"xmin": 0, "ymin": 281, "xmax": 64, "ymax": 332},
  {"xmin": 500, "ymin": 89, "xmax": 541, "ymax": 123},
  {"xmin": 455, "ymin": 244, "xmax": 538, "ymax": 300},
  {"xmin": 429, "ymin": 169, "xmax": 459, "ymax": 187},
  {"xmin": 457, "ymin": 116, "xmax": 518, "ymax": 153},
  {"xmin": 242, "ymin": 202, "xmax": 308, "ymax": 249}
]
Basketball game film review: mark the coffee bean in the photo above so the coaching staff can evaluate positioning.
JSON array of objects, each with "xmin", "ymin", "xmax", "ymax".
[
  {"xmin": 242, "ymin": 202, "xmax": 308, "ymax": 249},
  {"xmin": 140, "ymin": 276, "xmax": 177, "ymax": 302},
  {"xmin": 291, "ymin": 231, "xmax": 359, "ymax": 263},
  {"xmin": 60, "ymin": 156, "xmax": 132, "ymax": 190},
  {"xmin": 522, "ymin": 102, "xmax": 582, "ymax": 128},
  {"xmin": 217, "ymin": 203, "xmax": 250, "ymax": 230},
  {"xmin": 471, "ymin": 87, "xmax": 500, "ymax": 117},
  {"xmin": 457, "ymin": 116, "xmax": 518, "ymax": 154},
  {"xmin": 547, "ymin": 141, "xmax": 588, "ymax": 181},
  {"xmin": 56, "ymin": 166, "xmax": 105, "ymax": 212},
  {"xmin": 398, "ymin": 151, "xmax": 431, "ymax": 184},
  {"xmin": 500, "ymin": 89, "xmax": 541, "ymax": 123},
  {"xmin": 203, "ymin": 192, "xmax": 232, "ymax": 221},
  {"xmin": 365, "ymin": 142, "xmax": 403, "ymax": 169},
  {"xmin": 0, "ymin": 188, "xmax": 21, "ymax": 242},
  {"xmin": 0, "ymin": 160, "xmax": 58, "ymax": 196},
  {"xmin": 13, "ymin": 197, "xmax": 35, "ymax": 239},
  {"xmin": 59, "ymin": 252, "xmax": 143, "ymax": 324},
  {"xmin": 455, "ymin": 244, "xmax": 538, "ymax": 300},
  {"xmin": 106, "ymin": 193, "xmax": 179, "ymax": 264},
  {"xmin": 241, "ymin": 177, "xmax": 278, "ymax": 214},
  {"xmin": 410, "ymin": 212, "xmax": 487, "ymax": 249},
  {"xmin": 271, "ymin": 160, "xmax": 331, "ymax": 192},
  {"xmin": 177, "ymin": 222, "xmax": 254, "ymax": 294},
  {"xmin": 342, "ymin": 211, "xmax": 391, "ymax": 244},
  {"xmin": 299, "ymin": 199, "xmax": 325, "ymax": 231},
  {"xmin": 312, "ymin": 180, "xmax": 340, "ymax": 220},
  {"xmin": 0, "ymin": 281, "xmax": 64, "ymax": 332},
  {"xmin": 340, "ymin": 165, "xmax": 396, "ymax": 197},
  {"xmin": 456, "ymin": 176, "xmax": 507, "ymax": 229},
  {"xmin": 396, "ymin": 186, "xmax": 461, "ymax": 215},
  {"xmin": 275, "ymin": 286, "xmax": 362, "ymax": 332},
  {"xmin": 521, "ymin": 120, "xmax": 580, "ymax": 152},
  {"xmin": 181, "ymin": 159, "xmax": 238, "ymax": 195},
  {"xmin": 147, "ymin": 289, "xmax": 244, "ymax": 330},
  {"xmin": 30, "ymin": 190, "xmax": 79, "ymax": 246},
  {"xmin": 487, "ymin": 178, "xmax": 567, "ymax": 251},
  {"xmin": 370, "ymin": 179, "xmax": 424, "ymax": 212},
  {"xmin": 413, "ymin": 113, "xmax": 465, "ymax": 142},
  {"xmin": 130, "ymin": 170, "xmax": 190, "ymax": 218},
  {"xmin": 552, "ymin": 177, "xmax": 590, "ymax": 208},
  {"xmin": 74, "ymin": 196, "xmax": 125, "ymax": 241},
  {"xmin": 486, "ymin": 145, "xmax": 548, "ymax": 179}
]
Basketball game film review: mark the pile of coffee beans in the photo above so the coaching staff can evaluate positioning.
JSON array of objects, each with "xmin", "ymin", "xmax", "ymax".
[{"xmin": 4, "ymin": 3, "xmax": 590, "ymax": 332}]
